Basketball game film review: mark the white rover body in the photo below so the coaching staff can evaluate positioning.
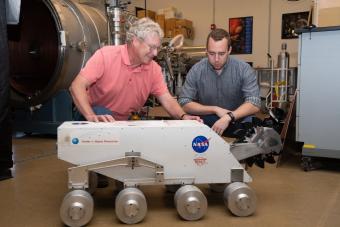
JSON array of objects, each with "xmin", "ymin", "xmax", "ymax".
[{"xmin": 58, "ymin": 120, "xmax": 281, "ymax": 226}]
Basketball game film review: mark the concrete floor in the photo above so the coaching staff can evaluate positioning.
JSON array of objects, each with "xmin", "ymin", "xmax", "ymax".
[{"xmin": 1, "ymin": 134, "xmax": 340, "ymax": 227}]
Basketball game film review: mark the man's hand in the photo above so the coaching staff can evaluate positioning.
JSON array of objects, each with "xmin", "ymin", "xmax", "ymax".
[
  {"xmin": 182, "ymin": 114, "xmax": 203, "ymax": 123},
  {"xmin": 214, "ymin": 106, "xmax": 230, "ymax": 118},
  {"xmin": 85, "ymin": 114, "xmax": 115, "ymax": 122},
  {"xmin": 212, "ymin": 114, "xmax": 231, "ymax": 135}
]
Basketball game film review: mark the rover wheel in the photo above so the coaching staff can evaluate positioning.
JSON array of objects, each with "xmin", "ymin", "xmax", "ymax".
[
  {"xmin": 174, "ymin": 185, "xmax": 207, "ymax": 221},
  {"xmin": 223, "ymin": 182, "xmax": 256, "ymax": 217},
  {"xmin": 115, "ymin": 187, "xmax": 147, "ymax": 224},
  {"xmin": 60, "ymin": 190, "xmax": 94, "ymax": 227}
]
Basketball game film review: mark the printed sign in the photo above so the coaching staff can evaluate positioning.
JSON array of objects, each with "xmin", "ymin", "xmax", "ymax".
[{"xmin": 70, "ymin": 130, "xmax": 120, "ymax": 145}]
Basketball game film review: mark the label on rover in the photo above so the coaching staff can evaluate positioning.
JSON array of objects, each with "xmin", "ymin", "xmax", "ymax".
[
  {"xmin": 192, "ymin": 136, "xmax": 210, "ymax": 153},
  {"xmin": 193, "ymin": 157, "xmax": 207, "ymax": 166},
  {"xmin": 70, "ymin": 130, "xmax": 120, "ymax": 145}
]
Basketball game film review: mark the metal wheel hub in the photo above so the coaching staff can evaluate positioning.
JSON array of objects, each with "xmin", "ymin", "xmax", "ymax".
[
  {"xmin": 124, "ymin": 199, "xmax": 139, "ymax": 217},
  {"xmin": 69, "ymin": 202, "xmax": 85, "ymax": 220},
  {"xmin": 236, "ymin": 193, "xmax": 251, "ymax": 210},
  {"xmin": 186, "ymin": 196, "xmax": 200, "ymax": 214}
]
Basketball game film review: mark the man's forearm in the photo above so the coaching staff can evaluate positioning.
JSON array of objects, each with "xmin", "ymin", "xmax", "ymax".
[
  {"xmin": 232, "ymin": 102, "xmax": 260, "ymax": 120},
  {"xmin": 157, "ymin": 93, "xmax": 186, "ymax": 119},
  {"xmin": 183, "ymin": 102, "xmax": 220, "ymax": 116},
  {"xmin": 163, "ymin": 97, "xmax": 186, "ymax": 119},
  {"xmin": 69, "ymin": 85, "xmax": 95, "ymax": 119}
]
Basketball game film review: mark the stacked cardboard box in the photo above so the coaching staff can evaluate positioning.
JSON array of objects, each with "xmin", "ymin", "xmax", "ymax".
[
  {"xmin": 164, "ymin": 18, "xmax": 177, "ymax": 38},
  {"xmin": 137, "ymin": 10, "xmax": 156, "ymax": 21},
  {"xmin": 157, "ymin": 7, "xmax": 178, "ymax": 19},
  {"xmin": 155, "ymin": 14, "xmax": 165, "ymax": 32},
  {"xmin": 163, "ymin": 18, "xmax": 193, "ymax": 39},
  {"xmin": 174, "ymin": 19, "xmax": 193, "ymax": 39},
  {"xmin": 315, "ymin": 0, "xmax": 340, "ymax": 27}
]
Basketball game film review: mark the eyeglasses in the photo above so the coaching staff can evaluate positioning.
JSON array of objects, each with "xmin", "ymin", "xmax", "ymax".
[
  {"xmin": 207, "ymin": 51, "xmax": 228, "ymax": 57},
  {"xmin": 139, "ymin": 38, "xmax": 161, "ymax": 52}
]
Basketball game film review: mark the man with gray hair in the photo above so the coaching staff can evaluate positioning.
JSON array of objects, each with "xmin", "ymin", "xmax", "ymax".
[{"xmin": 70, "ymin": 18, "xmax": 200, "ymax": 122}]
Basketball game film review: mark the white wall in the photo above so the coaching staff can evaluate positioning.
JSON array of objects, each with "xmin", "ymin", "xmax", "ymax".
[
  {"xmin": 129, "ymin": 0, "xmax": 313, "ymax": 67},
  {"xmin": 215, "ymin": 0, "xmax": 270, "ymax": 67}
]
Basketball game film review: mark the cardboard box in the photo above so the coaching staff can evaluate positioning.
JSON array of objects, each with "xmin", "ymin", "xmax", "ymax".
[
  {"xmin": 158, "ymin": 7, "xmax": 178, "ymax": 19},
  {"xmin": 174, "ymin": 27, "xmax": 193, "ymax": 39},
  {"xmin": 165, "ymin": 18, "xmax": 177, "ymax": 37},
  {"xmin": 156, "ymin": 14, "xmax": 165, "ymax": 31},
  {"xmin": 165, "ymin": 18, "xmax": 194, "ymax": 39},
  {"xmin": 175, "ymin": 19, "xmax": 193, "ymax": 29},
  {"xmin": 318, "ymin": 7, "xmax": 340, "ymax": 27},
  {"xmin": 165, "ymin": 30, "xmax": 173, "ymax": 38},
  {"xmin": 164, "ymin": 11, "xmax": 176, "ymax": 19},
  {"xmin": 165, "ymin": 18, "xmax": 177, "ymax": 30},
  {"xmin": 137, "ymin": 10, "xmax": 156, "ymax": 21}
]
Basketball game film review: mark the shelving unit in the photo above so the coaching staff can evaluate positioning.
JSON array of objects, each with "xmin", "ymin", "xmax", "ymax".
[{"xmin": 255, "ymin": 67, "xmax": 297, "ymax": 112}]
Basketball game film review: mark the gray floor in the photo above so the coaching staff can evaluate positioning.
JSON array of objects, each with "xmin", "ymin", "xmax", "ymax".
[{"xmin": 1, "ymin": 135, "xmax": 340, "ymax": 227}]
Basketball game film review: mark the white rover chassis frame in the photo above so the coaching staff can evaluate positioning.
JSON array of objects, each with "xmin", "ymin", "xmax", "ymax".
[{"xmin": 58, "ymin": 120, "xmax": 281, "ymax": 226}]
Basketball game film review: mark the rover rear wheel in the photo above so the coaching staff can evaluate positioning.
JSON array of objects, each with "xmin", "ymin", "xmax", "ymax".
[{"xmin": 223, "ymin": 182, "xmax": 257, "ymax": 217}]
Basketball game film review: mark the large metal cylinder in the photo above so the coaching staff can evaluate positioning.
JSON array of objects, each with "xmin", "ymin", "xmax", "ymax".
[
  {"xmin": 277, "ymin": 43, "xmax": 289, "ymax": 69},
  {"xmin": 8, "ymin": 0, "xmax": 107, "ymax": 108},
  {"xmin": 107, "ymin": 6, "xmax": 126, "ymax": 45},
  {"xmin": 277, "ymin": 43, "xmax": 290, "ymax": 109}
]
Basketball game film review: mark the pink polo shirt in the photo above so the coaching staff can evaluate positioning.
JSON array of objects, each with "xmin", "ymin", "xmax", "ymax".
[{"xmin": 79, "ymin": 45, "xmax": 168, "ymax": 120}]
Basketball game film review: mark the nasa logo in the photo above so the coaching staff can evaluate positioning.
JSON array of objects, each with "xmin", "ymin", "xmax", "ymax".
[
  {"xmin": 192, "ymin": 136, "xmax": 209, "ymax": 153},
  {"xmin": 71, "ymin": 138, "xmax": 79, "ymax": 144}
]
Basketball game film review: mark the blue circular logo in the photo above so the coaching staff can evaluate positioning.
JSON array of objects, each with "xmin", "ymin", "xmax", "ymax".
[
  {"xmin": 72, "ymin": 138, "xmax": 79, "ymax": 144},
  {"xmin": 192, "ymin": 136, "xmax": 209, "ymax": 153}
]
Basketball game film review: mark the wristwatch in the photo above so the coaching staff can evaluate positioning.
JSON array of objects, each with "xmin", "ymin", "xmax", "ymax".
[{"xmin": 226, "ymin": 112, "xmax": 235, "ymax": 123}]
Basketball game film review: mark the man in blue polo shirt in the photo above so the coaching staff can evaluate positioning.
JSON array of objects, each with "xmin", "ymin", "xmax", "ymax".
[{"xmin": 179, "ymin": 28, "xmax": 260, "ymax": 137}]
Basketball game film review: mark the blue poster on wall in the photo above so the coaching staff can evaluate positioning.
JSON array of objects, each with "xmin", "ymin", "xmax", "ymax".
[{"xmin": 229, "ymin": 16, "xmax": 253, "ymax": 54}]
